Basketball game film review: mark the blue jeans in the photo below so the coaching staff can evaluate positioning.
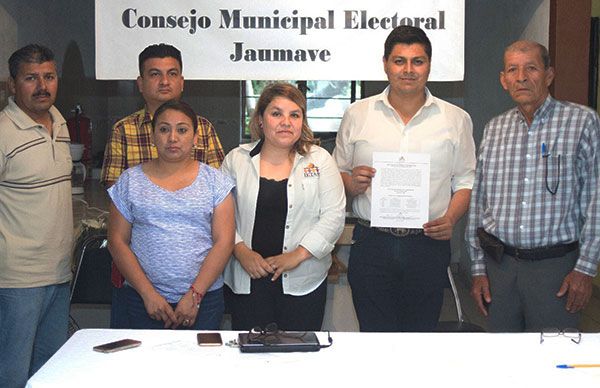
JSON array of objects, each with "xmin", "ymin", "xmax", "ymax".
[
  {"xmin": 348, "ymin": 224, "xmax": 450, "ymax": 332},
  {"xmin": 0, "ymin": 282, "xmax": 70, "ymax": 388},
  {"xmin": 123, "ymin": 285, "xmax": 224, "ymax": 330}
]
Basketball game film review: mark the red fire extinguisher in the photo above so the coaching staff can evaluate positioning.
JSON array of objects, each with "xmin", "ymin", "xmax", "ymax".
[{"xmin": 66, "ymin": 104, "xmax": 92, "ymax": 165}]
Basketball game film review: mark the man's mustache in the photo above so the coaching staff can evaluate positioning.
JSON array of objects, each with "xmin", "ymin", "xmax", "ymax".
[
  {"xmin": 33, "ymin": 90, "xmax": 51, "ymax": 97},
  {"xmin": 400, "ymin": 73, "xmax": 418, "ymax": 80}
]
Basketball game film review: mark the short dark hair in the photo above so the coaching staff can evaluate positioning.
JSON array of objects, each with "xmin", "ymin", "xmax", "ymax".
[
  {"xmin": 9, "ymin": 44, "xmax": 55, "ymax": 78},
  {"xmin": 138, "ymin": 44, "xmax": 182, "ymax": 75},
  {"xmin": 152, "ymin": 100, "xmax": 198, "ymax": 134},
  {"xmin": 384, "ymin": 26, "xmax": 432, "ymax": 60}
]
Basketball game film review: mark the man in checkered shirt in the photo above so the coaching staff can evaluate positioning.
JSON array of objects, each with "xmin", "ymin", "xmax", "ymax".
[
  {"xmin": 101, "ymin": 44, "xmax": 224, "ymax": 328},
  {"xmin": 467, "ymin": 40, "xmax": 600, "ymax": 332}
]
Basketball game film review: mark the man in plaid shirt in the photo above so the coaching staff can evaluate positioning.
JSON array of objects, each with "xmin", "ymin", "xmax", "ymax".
[
  {"xmin": 101, "ymin": 44, "xmax": 224, "ymax": 328},
  {"xmin": 467, "ymin": 40, "xmax": 600, "ymax": 332}
]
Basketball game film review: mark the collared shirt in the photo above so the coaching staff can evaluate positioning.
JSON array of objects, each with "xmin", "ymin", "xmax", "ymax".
[
  {"xmin": 333, "ymin": 86, "xmax": 476, "ymax": 221},
  {"xmin": 221, "ymin": 141, "xmax": 346, "ymax": 296},
  {"xmin": 467, "ymin": 96, "xmax": 600, "ymax": 277},
  {"xmin": 101, "ymin": 108, "xmax": 224, "ymax": 186},
  {"xmin": 0, "ymin": 97, "xmax": 73, "ymax": 287}
]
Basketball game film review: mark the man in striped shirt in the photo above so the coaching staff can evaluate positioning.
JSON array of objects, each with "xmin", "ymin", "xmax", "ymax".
[
  {"xmin": 0, "ymin": 44, "xmax": 72, "ymax": 388},
  {"xmin": 467, "ymin": 40, "xmax": 600, "ymax": 332},
  {"xmin": 101, "ymin": 44, "xmax": 224, "ymax": 328}
]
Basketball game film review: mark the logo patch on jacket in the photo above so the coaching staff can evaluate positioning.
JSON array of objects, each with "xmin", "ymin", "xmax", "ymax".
[{"xmin": 303, "ymin": 163, "xmax": 320, "ymax": 177}]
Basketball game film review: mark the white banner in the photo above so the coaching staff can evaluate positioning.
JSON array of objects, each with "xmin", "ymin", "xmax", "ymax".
[{"xmin": 95, "ymin": 0, "xmax": 464, "ymax": 81}]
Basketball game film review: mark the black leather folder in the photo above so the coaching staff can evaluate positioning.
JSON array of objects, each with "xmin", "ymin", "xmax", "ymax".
[{"xmin": 237, "ymin": 331, "xmax": 321, "ymax": 353}]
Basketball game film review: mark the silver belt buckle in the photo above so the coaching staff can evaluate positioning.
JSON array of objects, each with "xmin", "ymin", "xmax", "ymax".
[
  {"xmin": 386, "ymin": 227, "xmax": 414, "ymax": 237},
  {"xmin": 357, "ymin": 219, "xmax": 420, "ymax": 237}
]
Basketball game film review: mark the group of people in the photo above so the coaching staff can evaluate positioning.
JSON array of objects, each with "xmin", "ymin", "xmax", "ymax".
[
  {"xmin": 103, "ymin": 45, "xmax": 345, "ymax": 334},
  {"xmin": 1, "ymin": 24, "xmax": 598, "ymax": 388}
]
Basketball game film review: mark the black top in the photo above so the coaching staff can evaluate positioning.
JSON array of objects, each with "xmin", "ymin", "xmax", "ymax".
[{"xmin": 251, "ymin": 177, "xmax": 288, "ymax": 258}]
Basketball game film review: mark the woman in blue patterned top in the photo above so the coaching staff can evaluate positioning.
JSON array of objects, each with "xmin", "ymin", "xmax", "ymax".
[{"xmin": 107, "ymin": 100, "xmax": 234, "ymax": 330}]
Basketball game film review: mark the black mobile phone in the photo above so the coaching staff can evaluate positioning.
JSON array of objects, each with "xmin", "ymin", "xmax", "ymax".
[
  {"xmin": 197, "ymin": 332, "xmax": 223, "ymax": 346},
  {"xmin": 93, "ymin": 339, "xmax": 142, "ymax": 353}
]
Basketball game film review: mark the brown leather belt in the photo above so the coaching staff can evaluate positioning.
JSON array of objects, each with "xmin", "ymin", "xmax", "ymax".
[{"xmin": 357, "ymin": 218, "xmax": 422, "ymax": 238}]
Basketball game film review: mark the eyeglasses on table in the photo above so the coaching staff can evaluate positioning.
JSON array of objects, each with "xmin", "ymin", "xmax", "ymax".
[
  {"xmin": 247, "ymin": 323, "xmax": 314, "ymax": 345},
  {"xmin": 540, "ymin": 328, "xmax": 581, "ymax": 344}
]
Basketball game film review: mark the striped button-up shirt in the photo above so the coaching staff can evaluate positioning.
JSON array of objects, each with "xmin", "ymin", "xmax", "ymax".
[
  {"xmin": 101, "ymin": 108, "xmax": 224, "ymax": 186},
  {"xmin": 467, "ymin": 96, "xmax": 600, "ymax": 277}
]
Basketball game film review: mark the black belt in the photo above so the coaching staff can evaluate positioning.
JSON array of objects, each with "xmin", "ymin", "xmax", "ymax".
[
  {"xmin": 477, "ymin": 228, "xmax": 578, "ymax": 261},
  {"xmin": 503, "ymin": 241, "xmax": 579, "ymax": 261}
]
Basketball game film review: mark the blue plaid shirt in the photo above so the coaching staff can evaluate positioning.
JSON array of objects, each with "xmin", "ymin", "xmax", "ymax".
[{"xmin": 467, "ymin": 96, "xmax": 600, "ymax": 276}]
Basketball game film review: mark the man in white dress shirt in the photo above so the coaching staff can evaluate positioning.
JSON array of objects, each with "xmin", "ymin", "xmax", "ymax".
[{"xmin": 334, "ymin": 26, "xmax": 476, "ymax": 332}]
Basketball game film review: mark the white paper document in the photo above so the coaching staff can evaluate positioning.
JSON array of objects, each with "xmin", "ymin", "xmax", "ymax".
[{"xmin": 370, "ymin": 152, "xmax": 430, "ymax": 228}]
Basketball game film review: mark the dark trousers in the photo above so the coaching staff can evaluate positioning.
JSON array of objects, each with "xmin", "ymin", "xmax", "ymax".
[
  {"xmin": 348, "ymin": 224, "xmax": 450, "ymax": 332},
  {"xmin": 110, "ymin": 286, "xmax": 130, "ymax": 329},
  {"xmin": 487, "ymin": 250, "xmax": 580, "ymax": 332},
  {"xmin": 226, "ymin": 276, "xmax": 327, "ymax": 332},
  {"xmin": 123, "ymin": 285, "xmax": 224, "ymax": 330}
]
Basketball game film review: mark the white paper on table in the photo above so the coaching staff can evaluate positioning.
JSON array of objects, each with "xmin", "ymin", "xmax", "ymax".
[{"xmin": 370, "ymin": 152, "xmax": 430, "ymax": 228}]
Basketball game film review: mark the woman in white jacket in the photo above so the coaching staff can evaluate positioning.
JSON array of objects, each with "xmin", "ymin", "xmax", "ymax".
[{"xmin": 222, "ymin": 83, "xmax": 345, "ymax": 331}]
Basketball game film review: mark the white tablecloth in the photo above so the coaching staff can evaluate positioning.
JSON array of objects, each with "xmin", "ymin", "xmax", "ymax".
[{"xmin": 27, "ymin": 329, "xmax": 600, "ymax": 388}]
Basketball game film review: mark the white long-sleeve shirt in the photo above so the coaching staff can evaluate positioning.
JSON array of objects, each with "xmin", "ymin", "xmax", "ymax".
[
  {"xmin": 221, "ymin": 141, "xmax": 346, "ymax": 295},
  {"xmin": 333, "ymin": 87, "xmax": 476, "ymax": 221}
]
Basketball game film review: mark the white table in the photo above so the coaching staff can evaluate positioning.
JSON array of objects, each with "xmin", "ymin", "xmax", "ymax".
[{"xmin": 27, "ymin": 329, "xmax": 600, "ymax": 388}]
